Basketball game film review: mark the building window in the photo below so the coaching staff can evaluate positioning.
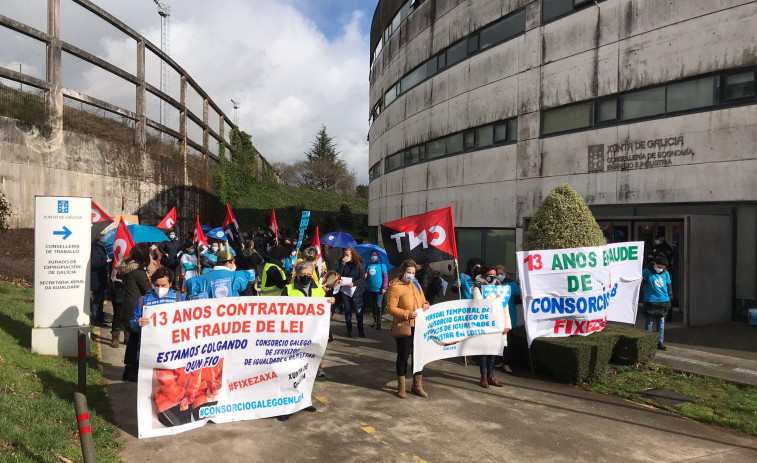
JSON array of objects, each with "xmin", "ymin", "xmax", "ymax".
[
  {"xmin": 383, "ymin": 8, "xmax": 525, "ymax": 108},
  {"xmin": 540, "ymin": 67, "xmax": 756, "ymax": 136},
  {"xmin": 379, "ymin": 117, "xmax": 518, "ymax": 178},
  {"xmin": 666, "ymin": 76, "xmax": 718, "ymax": 113},
  {"xmin": 455, "ymin": 228, "xmax": 517, "ymax": 280},
  {"xmin": 369, "ymin": 100, "xmax": 382, "ymax": 126},
  {"xmin": 382, "ymin": 0, "xmax": 426, "ymax": 45},
  {"xmin": 369, "ymin": 162, "xmax": 382, "ymax": 182},
  {"xmin": 725, "ymin": 71, "xmax": 756, "ymax": 101},
  {"xmin": 543, "ymin": 0, "xmax": 606, "ymax": 24},
  {"xmin": 543, "ymin": 102, "xmax": 594, "ymax": 135},
  {"xmin": 621, "ymin": 87, "xmax": 666, "ymax": 120}
]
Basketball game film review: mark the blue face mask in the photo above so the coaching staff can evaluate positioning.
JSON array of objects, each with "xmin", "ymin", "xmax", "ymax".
[
  {"xmin": 211, "ymin": 246, "xmax": 218, "ymax": 253},
  {"xmin": 371, "ymin": 255, "xmax": 379, "ymax": 263},
  {"xmin": 188, "ymin": 249, "xmax": 195, "ymax": 255},
  {"xmin": 169, "ymin": 235, "xmax": 176, "ymax": 240}
]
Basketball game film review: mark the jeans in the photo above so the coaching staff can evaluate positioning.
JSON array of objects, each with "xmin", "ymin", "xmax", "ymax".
[
  {"xmin": 91, "ymin": 288, "xmax": 106, "ymax": 323},
  {"xmin": 396, "ymin": 327, "xmax": 418, "ymax": 376},
  {"xmin": 645, "ymin": 315, "xmax": 665, "ymax": 343},
  {"xmin": 479, "ymin": 355, "xmax": 495, "ymax": 376},
  {"xmin": 343, "ymin": 296, "xmax": 363, "ymax": 335},
  {"xmin": 367, "ymin": 291, "xmax": 383, "ymax": 323}
]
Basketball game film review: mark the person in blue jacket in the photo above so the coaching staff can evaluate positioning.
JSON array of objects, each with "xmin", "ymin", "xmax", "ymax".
[
  {"xmin": 642, "ymin": 254, "xmax": 673, "ymax": 351},
  {"xmin": 497, "ymin": 265, "xmax": 521, "ymax": 373},
  {"xmin": 124, "ymin": 267, "xmax": 185, "ymax": 382},
  {"xmin": 365, "ymin": 250, "xmax": 388, "ymax": 330},
  {"xmin": 452, "ymin": 257, "xmax": 481, "ymax": 300},
  {"xmin": 185, "ymin": 242, "xmax": 249, "ymax": 300}
]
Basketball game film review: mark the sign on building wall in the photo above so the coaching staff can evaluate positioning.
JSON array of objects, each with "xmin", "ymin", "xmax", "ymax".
[
  {"xmin": 517, "ymin": 242, "xmax": 644, "ymax": 346},
  {"xmin": 588, "ymin": 136, "xmax": 695, "ymax": 172},
  {"xmin": 32, "ymin": 197, "xmax": 91, "ymax": 356}
]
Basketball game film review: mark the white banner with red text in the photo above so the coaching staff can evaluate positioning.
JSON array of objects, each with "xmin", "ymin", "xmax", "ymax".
[
  {"xmin": 137, "ymin": 296, "xmax": 330, "ymax": 438},
  {"xmin": 413, "ymin": 298, "xmax": 508, "ymax": 373},
  {"xmin": 517, "ymin": 242, "xmax": 644, "ymax": 346}
]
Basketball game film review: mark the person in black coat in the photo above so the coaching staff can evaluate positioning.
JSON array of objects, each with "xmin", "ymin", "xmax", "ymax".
[
  {"xmin": 336, "ymin": 248, "xmax": 365, "ymax": 338},
  {"xmin": 90, "ymin": 238, "xmax": 109, "ymax": 326},
  {"xmin": 117, "ymin": 243, "xmax": 153, "ymax": 381},
  {"xmin": 158, "ymin": 229, "xmax": 182, "ymax": 289},
  {"xmin": 237, "ymin": 239, "xmax": 265, "ymax": 295}
]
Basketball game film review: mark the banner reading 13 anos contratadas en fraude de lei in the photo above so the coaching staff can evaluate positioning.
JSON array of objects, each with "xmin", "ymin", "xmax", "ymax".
[
  {"xmin": 137, "ymin": 296, "xmax": 330, "ymax": 438},
  {"xmin": 517, "ymin": 242, "xmax": 644, "ymax": 346}
]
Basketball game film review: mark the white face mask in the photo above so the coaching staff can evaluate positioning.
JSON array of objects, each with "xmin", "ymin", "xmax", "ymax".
[
  {"xmin": 344, "ymin": 256, "xmax": 351, "ymax": 262},
  {"xmin": 654, "ymin": 267, "xmax": 664, "ymax": 274},
  {"xmin": 403, "ymin": 273, "xmax": 414, "ymax": 283},
  {"xmin": 156, "ymin": 287, "xmax": 169, "ymax": 298},
  {"xmin": 230, "ymin": 264, "xmax": 237, "ymax": 271},
  {"xmin": 654, "ymin": 239, "xmax": 662, "ymax": 245}
]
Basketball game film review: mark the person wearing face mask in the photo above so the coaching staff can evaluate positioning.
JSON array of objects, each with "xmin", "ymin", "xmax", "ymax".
[
  {"xmin": 184, "ymin": 242, "xmax": 250, "ymax": 300},
  {"xmin": 452, "ymin": 257, "xmax": 482, "ymax": 299},
  {"xmin": 200, "ymin": 241, "xmax": 220, "ymax": 275},
  {"xmin": 261, "ymin": 245, "xmax": 289, "ymax": 296},
  {"xmin": 386, "ymin": 260, "xmax": 431, "ymax": 398},
  {"xmin": 179, "ymin": 240, "xmax": 199, "ymax": 288},
  {"xmin": 336, "ymin": 248, "xmax": 366, "ymax": 338},
  {"xmin": 126, "ymin": 267, "xmax": 185, "ymax": 382},
  {"xmin": 159, "ymin": 229, "xmax": 182, "ymax": 289},
  {"xmin": 472, "ymin": 265, "xmax": 511, "ymax": 388},
  {"xmin": 280, "ymin": 261, "xmax": 338, "ymax": 386},
  {"xmin": 642, "ymin": 255, "xmax": 673, "ymax": 350},
  {"xmin": 365, "ymin": 251, "xmax": 388, "ymax": 330}
]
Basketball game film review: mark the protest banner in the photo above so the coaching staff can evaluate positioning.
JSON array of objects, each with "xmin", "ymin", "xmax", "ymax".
[
  {"xmin": 516, "ymin": 242, "xmax": 644, "ymax": 346},
  {"xmin": 413, "ymin": 298, "xmax": 508, "ymax": 373},
  {"xmin": 137, "ymin": 296, "xmax": 330, "ymax": 438}
]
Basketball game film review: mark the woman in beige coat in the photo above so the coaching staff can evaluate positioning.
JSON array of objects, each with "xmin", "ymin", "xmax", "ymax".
[{"xmin": 385, "ymin": 259, "xmax": 430, "ymax": 398}]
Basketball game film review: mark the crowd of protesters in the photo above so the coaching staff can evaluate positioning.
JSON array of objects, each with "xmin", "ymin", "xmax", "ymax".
[{"xmin": 90, "ymin": 224, "xmax": 524, "ymax": 394}]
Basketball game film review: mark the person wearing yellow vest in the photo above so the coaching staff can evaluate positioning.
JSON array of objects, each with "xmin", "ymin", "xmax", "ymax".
[
  {"xmin": 276, "ymin": 261, "xmax": 336, "ymax": 422},
  {"xmin": 261, "ymin": 245, "xmax": 289, "ymax": 296}
]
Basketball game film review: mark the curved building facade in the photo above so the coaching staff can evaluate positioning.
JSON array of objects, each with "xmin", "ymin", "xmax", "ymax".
[{"xmin": 368, "ymin": 0, "xmax": 757, "ymax": 325}]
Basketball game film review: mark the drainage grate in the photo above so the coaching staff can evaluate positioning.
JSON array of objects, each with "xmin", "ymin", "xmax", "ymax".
[{"xmin": 634, "ymin": 388, "xmax": 698, "ymax": 406}]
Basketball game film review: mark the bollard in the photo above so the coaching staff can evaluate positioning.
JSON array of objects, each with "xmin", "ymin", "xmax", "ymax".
[
  {"xmin": 78, "ymin": 329, "xmax": 87, "ymax": 395},
  {"xmin": 73, "ymin": 392, "xmax": 97, "ymax": 463}
]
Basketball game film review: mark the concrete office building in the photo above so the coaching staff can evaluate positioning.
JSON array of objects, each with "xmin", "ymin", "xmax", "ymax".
[{"xmin": 367, "ymin": 0, "xmax": 757, "ymax": 325}]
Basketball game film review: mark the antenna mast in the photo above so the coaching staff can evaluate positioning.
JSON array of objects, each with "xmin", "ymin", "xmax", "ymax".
[
  {"xmin": 231, "ymin": 99, "xmax": 240, "ymax": 126},
  {"xmin": 154, "ymin": 1, "xmax": 171, "ymax": 128}
]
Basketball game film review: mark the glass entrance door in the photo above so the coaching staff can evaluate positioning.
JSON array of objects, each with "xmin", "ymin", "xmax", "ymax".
[{"xmin": 635, "ymin": 221, "xmax": 684, "ymax": 317}]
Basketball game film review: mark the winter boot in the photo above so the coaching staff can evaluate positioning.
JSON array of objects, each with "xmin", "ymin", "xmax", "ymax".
[
  {"xmin": 411, "ymin": 374, "xmax": 428, "ymax": 398},
  {"xmin": 397, "ymin": 376, "xmax": 407, "ymax": 399},
  {"xmin": 479, "ymin": 375, "xmax": 489, "ymax": 388},
  {"xmin": 123, "ymin": 331, "xmax": 130, "ymax": 345},
  {"xmin": 110, "ymin": 330, "xmax": 120, "ymax": 348},
  {"xmin": 487, "ymin": 375, "xmax": 503, "ymax": 387}
]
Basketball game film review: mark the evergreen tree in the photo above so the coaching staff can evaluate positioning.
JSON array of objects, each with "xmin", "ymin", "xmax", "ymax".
[
  {"xmin": 522, "ymin": 183, "xmax": 606, "ymax": 251},
  {"xmin": 301, "ymin": 125, "xmax": 353, "ymax": 191}
]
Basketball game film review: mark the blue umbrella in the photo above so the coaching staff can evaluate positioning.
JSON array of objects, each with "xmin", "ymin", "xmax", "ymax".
[
  {"xmin": 101, "ymin": 225, "xmax": 169, "ymax": 257},
  {"xmin": 201, "ymin": 225, "xmax": 212, "ymax": 232},
  {"xmin": 207, "ymin": 227, "xmax": 226, "ymax": 240},
  {"xmin": 321, "ymin": 231, "xmax": 358, "ymax": 249},
  {"xmin": 355, "ymin": 244, "xmax": 394, "ymax": 270}
]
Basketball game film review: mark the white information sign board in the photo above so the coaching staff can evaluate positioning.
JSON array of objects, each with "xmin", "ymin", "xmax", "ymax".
[{"xmin": 33, "ymin": 196, "xmax": 91, "ymax": 356}]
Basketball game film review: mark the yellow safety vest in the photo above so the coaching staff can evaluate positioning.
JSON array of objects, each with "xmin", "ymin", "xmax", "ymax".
[
  {"xmin": 261, "ymin": 263, "xmax": 286, "ymax": 296},
  {"xmin": 285, "ymin": 281, "xmax": 326, "ymax": 298}
]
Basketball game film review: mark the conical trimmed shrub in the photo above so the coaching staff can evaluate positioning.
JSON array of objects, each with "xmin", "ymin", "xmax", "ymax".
[{"xmin": 522, "ymin": 183, "xmax": 605, "ymax": 251}]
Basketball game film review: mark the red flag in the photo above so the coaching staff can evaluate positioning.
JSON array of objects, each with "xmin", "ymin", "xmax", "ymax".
[
  {"xmin": 270, "ymin": 210, "xmax": 278, "ymax": 241},
  {"xmin": 223, "ymin": 203, "xmax": 242, "ymax": 252},
  {"xmin": 91, "ymin": 200, "xmax": 114, "ymax": 224},
  {"xmin": 380, "ymin": 206, "xmax": 458, "ymax": 265},
  {"xmin": 312, "ymin": 227, "xmax": 325, "ymax": 270},
  {"xmin": 156, "ymin": 207, "xmax": 177, "ymax": 230},
  {"xmin": 111, "ymin": 219, "xmax": 135, "ymax": 280},
  {"xmin": 193, "ymin": 215, "xmax": 208, "ymax": 247}
]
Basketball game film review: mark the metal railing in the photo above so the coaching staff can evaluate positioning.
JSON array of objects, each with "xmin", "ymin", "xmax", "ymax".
[{"xmin": 0, "ymin": 0, "xmax": 235, "ymax": 169}]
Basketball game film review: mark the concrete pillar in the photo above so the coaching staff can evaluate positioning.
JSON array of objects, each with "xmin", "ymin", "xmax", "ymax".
[
  {"xmin": 180, "ymin": 75, "xmax": 188, "ymax": 184},
  {"xmin": 135, "ymin": 40, "xmax": 146, "ymax": 151},
  {"xmin": 46, "ymin": 0, "xmax": 63, "ymax": 135}
]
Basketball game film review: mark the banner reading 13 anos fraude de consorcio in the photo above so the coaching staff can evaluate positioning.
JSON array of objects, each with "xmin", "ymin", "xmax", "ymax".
[
  {"xmin": 516, "ymin": 242, "xmax": 644, "ymax": 346},
  {"xmin": 137, "ymin": 296, "xmax": 330, "ymax": 438}
]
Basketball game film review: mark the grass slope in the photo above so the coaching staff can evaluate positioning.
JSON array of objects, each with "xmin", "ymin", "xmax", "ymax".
[
  {"xmin": 588, "ymin": 364, "xmax": 757, "ymax": 436},
  {"xmin": 0, "ymin": 282, "xmax": 121, "ymax": 462},
  {"xmin": 239, "ymin": 182, "xmax": 368, "ymax": 214}
]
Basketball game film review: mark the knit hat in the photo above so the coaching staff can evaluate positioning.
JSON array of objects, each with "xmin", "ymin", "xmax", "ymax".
[{"xmin": 216, "ymin": 241, "xmax": 235, "ymax": 264}]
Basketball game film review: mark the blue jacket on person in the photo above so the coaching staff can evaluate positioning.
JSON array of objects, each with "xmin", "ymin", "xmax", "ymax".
[
  {"xmin": 184, "ymin": 267, "xmax": 250, "ymax": 300},
  {"xmin": 501, "ymin": 279, "xmax": 522, "ymax": 328},
  {"xmin": 129, "ymin": 288, "xmax": 185, "ymax": 332}
]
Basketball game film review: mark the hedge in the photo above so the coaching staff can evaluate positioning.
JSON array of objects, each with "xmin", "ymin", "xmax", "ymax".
[{"xmin": 508, "ymin": 325, "xmax": 658, "ymax": 382}]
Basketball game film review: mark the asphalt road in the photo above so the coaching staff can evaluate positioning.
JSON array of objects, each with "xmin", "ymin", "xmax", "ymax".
[{"xmin": 98, "ymin": 317, "xmax": 757, "ymax": 463}]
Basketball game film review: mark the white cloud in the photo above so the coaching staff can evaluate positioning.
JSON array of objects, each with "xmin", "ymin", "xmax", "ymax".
[{"xmin": 91, "ymin": 0, "xmax": 371, "ymax": 184}]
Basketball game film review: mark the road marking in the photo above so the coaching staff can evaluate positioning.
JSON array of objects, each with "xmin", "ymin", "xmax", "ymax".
[
  {"xmin": 313, "ymin": 395, "xmax": 330, "ymax": 405},
  {"xmin": 361, "ymin": 426, "xmax": 381, "ymax": 440},
  {"xmin": 732, "ymin": 367, "xmax": 757, "ymax": 376},
  {"xmin": 655, "ymin": 353, "xmax": 720, "ymax": 368}
]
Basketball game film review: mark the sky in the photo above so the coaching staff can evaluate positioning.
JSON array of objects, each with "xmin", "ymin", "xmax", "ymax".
[{"xmin": 87, "ymin": 0, "xmax": 379, "ymax": 184}]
